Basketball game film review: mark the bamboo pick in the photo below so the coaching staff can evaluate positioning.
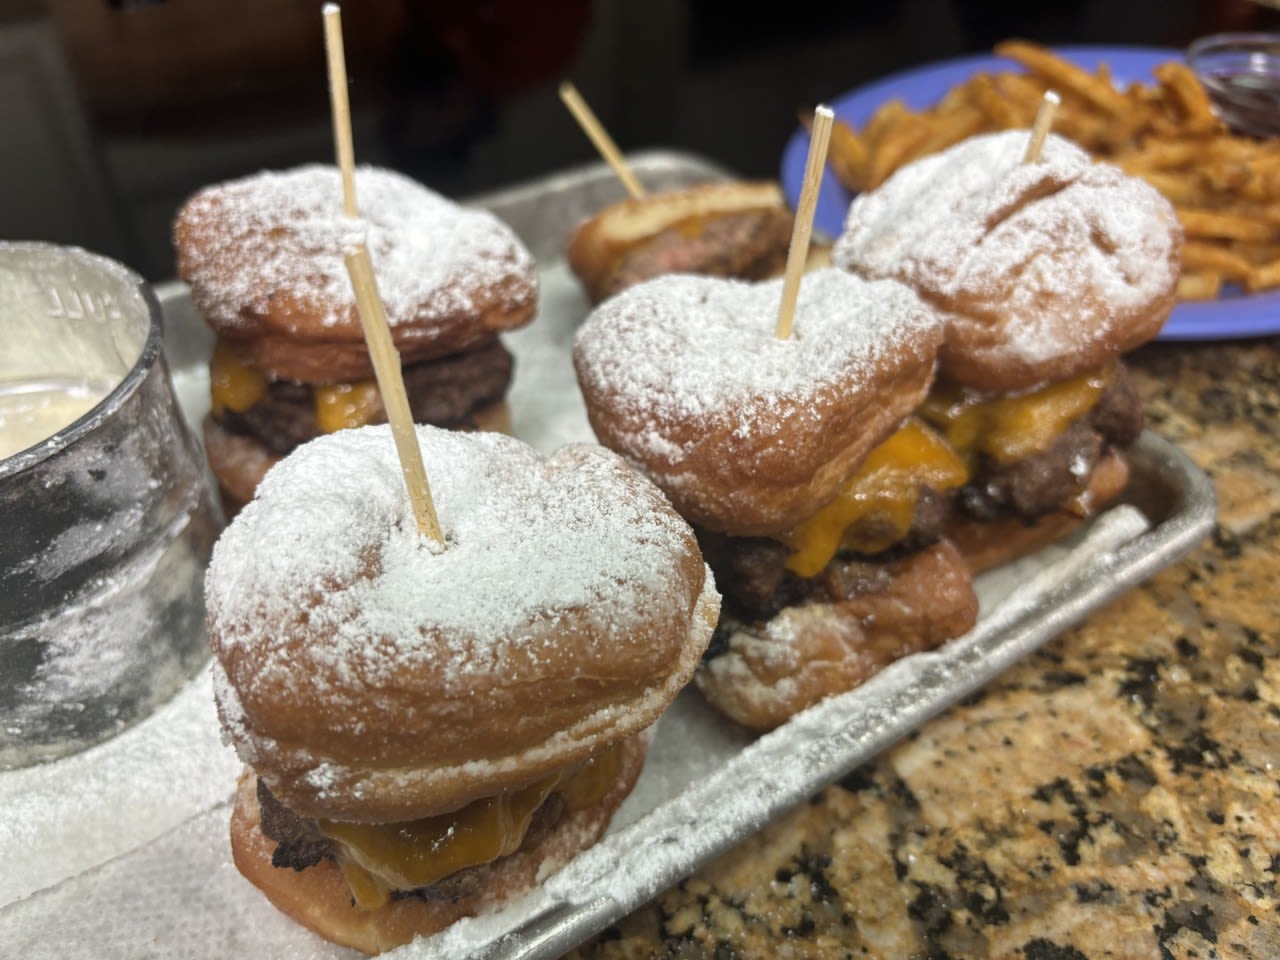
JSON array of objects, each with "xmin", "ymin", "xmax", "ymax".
[
  {"xmin": 1023, "ymin": 90, "xmax": 1061, "ymax": 164},
  {"xmin": 775, "ymin": 105, "xmax": 834, "ymax": 340},
  {"xmin": 322, "ymin": 3, "xmax": 358, "ymax": 216},
  {"xmin": 559, "ymin": 81, "xmax": 645, "ymax": 200},
  {"xmin": 322, "ymin": 4, "xmax": 443, "ymax": 544},
  {"xmin": 345, "ymin": 244, "xmax": 444, "ymax": 544}
]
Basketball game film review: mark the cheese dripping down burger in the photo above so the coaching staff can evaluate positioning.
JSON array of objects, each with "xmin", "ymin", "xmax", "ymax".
[
  {"xmin": 834, "ymin": 130, "xmax": 1182, "ymax": 570},
  {"xmin": 174, "ymin": 164, "xmax": 538, "ymax": 516},
  {"xmin": 205, "ymin": 426, "xmax": 718, "ymax": 954},
  {"xmin": 572, "ymin": 269, "xmax": 979, "ymax": 732},
  {"xmin": 566, "ymin": 180, "xmax": 804, "ymax": 304}
]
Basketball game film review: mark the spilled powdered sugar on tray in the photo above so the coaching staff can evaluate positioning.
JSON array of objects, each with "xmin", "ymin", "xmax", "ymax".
[{"xmin": 0, "ymin": 662, "xmax": 240, "ymax": 907}]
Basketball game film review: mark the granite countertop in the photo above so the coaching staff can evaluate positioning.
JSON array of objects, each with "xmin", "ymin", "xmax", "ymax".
[{"xmin": 568, "ymin": 338, "xmax": 1280, "ymax": 960}]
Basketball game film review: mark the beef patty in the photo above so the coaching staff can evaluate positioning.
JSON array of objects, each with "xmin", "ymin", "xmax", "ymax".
[
  {"xmin": 956, "ymin": 364, "xmax": 1142, "ymax": 522},
  {"xmin": 255, "ymin": 777, "xmax": 566, "ymax": 905},
  {"xmin": 217, "ymin": 338, "xmax": 513, "ymax": 456},
  {"xmin": 700, "ymin": 366, "xmax": 1142, "ymax": 626},
  {"xmin": 605, "ymin": 207, "xmax": 793, "ymax": 298}
]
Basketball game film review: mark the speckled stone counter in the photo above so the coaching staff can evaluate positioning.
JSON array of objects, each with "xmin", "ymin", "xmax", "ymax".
[{"xmin": 568, "ymin": 339, "xmax": 1280, "ymax": 960}]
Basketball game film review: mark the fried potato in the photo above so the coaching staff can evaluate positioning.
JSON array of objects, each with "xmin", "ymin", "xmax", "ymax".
[
  {"xmin": 822, "ymin": 39, "xmax": 1280, "ymax": 299},
  {"xmin": 1180, "ymin": 241, "xmax": 1254, "ymax": 281},
  {"xmin": 1179, "ymin": 209, "xmax": 1276, "ymax": 243},
  {"xmin": 1176, "ymin": 271, "xmax": 1223, "ymax": 300},
  {"xmin": 994, "ymin": 38, "xmax": 1128, "ymax": 115},
  {"xmin": 1246, "ymin": 258, "xmax": 1280, "ymax": 293}
]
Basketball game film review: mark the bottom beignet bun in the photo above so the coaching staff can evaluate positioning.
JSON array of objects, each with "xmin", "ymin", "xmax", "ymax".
[
  {"xmin": 696, "ymin": 539, "xmax": 979, "ymax": 731},
  {"xmin": 944, "ymin": 448, "xmax": 1131, "ymax": 574},
  {"xmin": 229, "ymin": 731, "xmax": 649, "ymax": 955}
]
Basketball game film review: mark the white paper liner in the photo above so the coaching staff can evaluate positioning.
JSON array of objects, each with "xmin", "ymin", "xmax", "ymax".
[{"xmin": 0, "ymin": 663, "xmax": 239, "ymax": 906}]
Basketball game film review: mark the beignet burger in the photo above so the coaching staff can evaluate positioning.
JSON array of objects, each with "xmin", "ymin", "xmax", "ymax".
[
  {"xmin": 175, "ymin": 164, "xmax": 538, "ymax": 515},
  {"xmin": 573, "ymin": 270, "xmax": 978, "ymax": 731},
  {"xmin": 834, "ymin": 131, "xmax": 1182, "ymax": 570},
  {"xmin": 567, "ymin": 180, "xmax": 797, "ymax": 304},
  {"xmin": 205, "ymin": 426, "xmax": 718, "ymax": 953}
]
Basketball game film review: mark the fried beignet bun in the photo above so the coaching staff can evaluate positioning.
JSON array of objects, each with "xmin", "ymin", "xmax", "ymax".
[
  {"xmin": 834, "ymin": 130, "xmax": 1181, "ymax": 394},
  {"xmin": 573, "ymin": 270, "xmax": 943, "ymax": 538},
  {"xmin": 206, "ymin": 425, "xmax": 719, "ymax": 952},
  {"xmin": 175, "ymin": 164, "xmax": 537, "ymax": 383},
  {"xmin": 208, "ymin": 426, "xmax": 718, "ymax": 823},
  {"xmin": 696, "ymin": 540, "xmax": 977, "ymax": 731}
]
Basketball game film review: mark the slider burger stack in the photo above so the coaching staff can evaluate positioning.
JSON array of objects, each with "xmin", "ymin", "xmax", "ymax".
[
  {"xmin": 206, "ymin": 425, "xmax": 718, "ymax": 953},
  {"xmin": 567, "ymin": 181, "xmax": 797, "ymax": 303},
  {"xmin": 175, "ymin": 164, "xmax": 538, "ymax": 515},
  {"xmin": 573, "ymin": 269, "xmax": 979, "ymax": 731},
  {"xmin": 833, "ymin": 130, "xmax": 1182, "ymax": 570}
]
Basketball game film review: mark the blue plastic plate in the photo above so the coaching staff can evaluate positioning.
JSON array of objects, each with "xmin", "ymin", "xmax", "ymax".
[{"xmin": 781, "ymin": 46, "xmax": 1280, "ymax": 341}]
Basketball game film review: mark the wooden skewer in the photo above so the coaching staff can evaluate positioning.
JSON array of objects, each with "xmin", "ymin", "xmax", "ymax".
[
  {"xmin": 775, "ymin": 104, "xmax": 834, "ymax": 340},
  {"xmin": 559, "ymin": 81, "xmax": 645, "ymax": 200},
  {"xmin": 1022, "ymin": 90, "xmax": 1061, "ymax": 164},
  {"xmin": 344, "ymin": 244, "xmax": 444, "ymax": 543},
  {"xmin": 322, "ymin": 3, "xmax": 358, "ymax": 216},
  {"xmin": 322, "ymin": 4, "xmax": 443, "ymax": 545}
]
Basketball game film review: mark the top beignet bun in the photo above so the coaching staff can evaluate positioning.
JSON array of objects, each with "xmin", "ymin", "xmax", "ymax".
[
  {"xmin": 174, "ymin": 165, "xmax": 538, "ymax": 383},
  {"xmin": 205, "ymin": 426, "xmax": 718, "ymax": 823},
  {"xmin": 572, "ymin": 270, "xmax": 942, "ymax": 537},
  {"xmin": 833, "ymin": 131, "xmax": 1182, "ymax": 393}
]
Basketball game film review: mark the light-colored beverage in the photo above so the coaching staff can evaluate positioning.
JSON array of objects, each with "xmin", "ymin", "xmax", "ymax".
[{"xmin": 0, "ymin": 378, "xmax": 113, "ymax": 461}]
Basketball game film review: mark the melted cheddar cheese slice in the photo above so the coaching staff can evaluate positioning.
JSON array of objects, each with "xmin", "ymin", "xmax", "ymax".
[
  {"xmin": 209, "ymin": 339, "xmax": 382, "ymax": 434},
  {"xmin": 919, "ymin": 366, "xmax": 1113, "ymax": 467},
  {"xmin": 318, "ymin": 743, "xmax": 624, "ymax": 911},
  {"xmin": 781, "ymin": 419, "xmax": 968, "ymax": 578},
  {"xmin": 209, "ymin": 341, "xmax": 267, "ymax": 415},
  {"xmin": 314, "ymin": 382, "xmax": 382, "ymax": 434}
]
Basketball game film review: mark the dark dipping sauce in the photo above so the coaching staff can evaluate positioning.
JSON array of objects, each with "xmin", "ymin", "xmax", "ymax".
[{"xmin": 1189, "ymin": 35, "xmax": 1280, "ymax": 137}]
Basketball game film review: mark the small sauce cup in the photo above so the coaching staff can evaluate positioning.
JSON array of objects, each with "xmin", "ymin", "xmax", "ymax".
[
  {"xmin": 1187, "ymin": 32, "xmax": 1280, "ymax": 138},
  {"xmin": 0, "ymin": 241, "xmax": 223, "ymax": 769}
]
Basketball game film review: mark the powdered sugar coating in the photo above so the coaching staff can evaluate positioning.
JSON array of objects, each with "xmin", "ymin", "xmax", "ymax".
[
  {"xmin": 175, "ymin": 164, "xmax": 536, "ymax": 334},
  {"xmin": 834, "ymin": 131, "xmax": 1180, "ymax": 387},
  {"xmin": 572, "ymin": 269, "xmax": 943, "ymax": 534},
  {"xmin": 204, "ymin": 424, "xmax": 717, "ymax": 818},
  {"xmin": 576, "ymin": 270, "xmax": 933, "ymax": 430},
  {"xmin": 207, "ymin": 426, "xmax": 697, "ymax": 686}
]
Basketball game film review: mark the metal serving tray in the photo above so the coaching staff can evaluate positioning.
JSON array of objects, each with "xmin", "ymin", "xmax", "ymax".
[{"xmin": 0, "ymin": 152, "xmax": 1215, "ymax": 960}]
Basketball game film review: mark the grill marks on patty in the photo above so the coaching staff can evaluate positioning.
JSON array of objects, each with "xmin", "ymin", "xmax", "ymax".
[
  {"xmin": 700, "ymin": 366, "xmax": 1142, "ymax": 629},
  {"xmin": 217, "ymin": 338, "xmax": 514, "ymax": 456}
]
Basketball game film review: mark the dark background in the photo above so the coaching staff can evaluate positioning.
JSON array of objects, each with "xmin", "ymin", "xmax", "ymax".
[{"xmin": 2, "ymin": 0, "xmax": 1276, "ymax": 280}]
